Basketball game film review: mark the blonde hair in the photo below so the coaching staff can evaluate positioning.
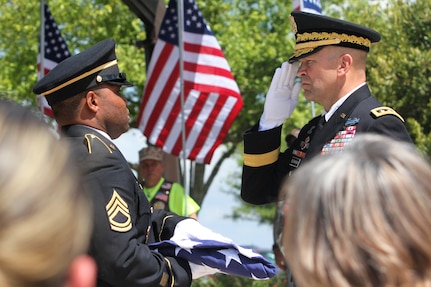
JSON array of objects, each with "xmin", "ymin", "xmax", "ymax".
[
  {"xmin": 0, "ymin": 100, "xmax": 92, "ymax": 287},
  {"xmin": 282, "ymin": 134, "xmax": 431, "ymax": 287}
]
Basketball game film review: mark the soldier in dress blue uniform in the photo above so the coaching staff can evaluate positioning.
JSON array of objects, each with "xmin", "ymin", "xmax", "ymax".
[
  {"xmin": 33, "ymin": 38, "xmax": 192, "ymax": 287},
  {"xmin": 240, "ymin": 11, "xmax": 413, "ymax": 277}
]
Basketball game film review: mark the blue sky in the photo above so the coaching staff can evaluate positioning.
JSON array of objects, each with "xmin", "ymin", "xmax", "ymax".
[{"xmin": 113, "ymin": 128, "xmax": 273, "ymax": 250}]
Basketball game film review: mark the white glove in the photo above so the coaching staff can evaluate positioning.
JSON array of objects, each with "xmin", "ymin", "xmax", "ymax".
[
  {"xmin": 259, "ymin": 61, "xmax": 301, "ymax": 131},
  {"xmin": 171, "ymin": 219, "xmax": 233, "ymax": 247}
]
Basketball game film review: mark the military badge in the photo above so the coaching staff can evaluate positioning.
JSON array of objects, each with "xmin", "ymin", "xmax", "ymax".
[{"xmin": 106, "ymin": 189, "xmax": 132, "ymax": 232}]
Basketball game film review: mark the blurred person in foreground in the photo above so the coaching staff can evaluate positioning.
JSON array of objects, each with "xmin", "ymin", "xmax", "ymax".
[
  {"xmin": 0, "ymin": 99, "xmax": 96, "ymax": 287},
  {"xmin": 241, "ymin": 11, "xmax": 412, "ymax": 205},
  {"xmin": 138, "ymin": 146, "xmax": 200, "ymax": 219},
  {"xmin": 33, "ymin": 38, "xmax": 193, "ymax": 287},
  {"xmin": 281, "ymin": 134, "xmax": 431, "ymax": 287}
]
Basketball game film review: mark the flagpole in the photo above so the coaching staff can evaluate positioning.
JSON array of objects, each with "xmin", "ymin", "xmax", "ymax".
[
  {"xmin": 38, "ymin": 0, "xmax": 46, "ymax": 120},
  {"xmin": 177, "ymin": 0, "xmax": 189, "ymax": 216},
  {"xmin": 39, "ymin": 0, "xmax": 45, "ymax": 81}
]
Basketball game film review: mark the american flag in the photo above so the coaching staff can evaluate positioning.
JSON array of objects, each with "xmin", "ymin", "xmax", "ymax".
[
  {"xmin": 150, "ymin": 239, "xmax": 277, "ymax": 280},
  {"xmin": 37, "ymin": 3, "xmax": 70, "ymax": 118},
  {"xmin": 137, "ymin": 0, "xmax": 243, "ymax": 164},
  {"xmin": 149, "ymin": 219, "xmax": 277, "ymax": 280}
]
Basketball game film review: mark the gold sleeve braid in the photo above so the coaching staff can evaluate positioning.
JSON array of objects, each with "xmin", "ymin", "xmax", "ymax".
[
  {"xmin": 158, "ymin": 215, "xmax": 175, "ymax": 242},
  {"xmin": 243, "ymin": 148, "xmax": 280, "ymax": 167}
]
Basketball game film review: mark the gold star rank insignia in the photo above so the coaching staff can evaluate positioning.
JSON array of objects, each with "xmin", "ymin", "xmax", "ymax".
[{"xmin": 106, "ymin": 189, "xmax": 132, "ymax": 232}]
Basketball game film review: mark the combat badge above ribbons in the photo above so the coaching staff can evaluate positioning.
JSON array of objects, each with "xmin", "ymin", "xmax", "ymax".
[{"xmin": 106, "ymin": 189, "xmax": 132, "ymax": 232}]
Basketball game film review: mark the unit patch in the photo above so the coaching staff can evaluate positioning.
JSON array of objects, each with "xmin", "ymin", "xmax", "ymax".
[{"xmin": 106, "ymin": 189, "xmax": 132, "ymax": 232}]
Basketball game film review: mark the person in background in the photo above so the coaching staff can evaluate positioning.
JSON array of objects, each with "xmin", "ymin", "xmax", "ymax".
[
  {"xmin": 280, "ymin": 134, "xmax": 431, "ymax": 287},
  {"xmin": 32, "ymin": 38, "xmax": 192, "ymax": 287},
  {"xmin": 0, "ymin": 99, "xmax": 96, "ymax": 287},
  {"xmin": 138, "ymin": 146, "xmax": 200, "ymax": 219},
  {"xmin": 241, "ymin": 11, "xmax": 412, "ymax": 206}
]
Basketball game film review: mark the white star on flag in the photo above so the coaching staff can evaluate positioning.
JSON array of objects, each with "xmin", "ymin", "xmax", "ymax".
[{"xmin": 149, "ymin": 219, "xmax": 277, "ymax": 280}]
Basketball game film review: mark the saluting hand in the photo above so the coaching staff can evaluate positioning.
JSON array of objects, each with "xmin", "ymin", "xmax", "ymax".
[{"xmin": 260, "ymin": 61, "xmax": 301, "ymax": 131}]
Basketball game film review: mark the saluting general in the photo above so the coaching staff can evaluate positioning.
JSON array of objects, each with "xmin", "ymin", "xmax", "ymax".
[
  {"xmin": 241, "ymin": 11, "xmax": 412, "ymax": 205},
  {"xmin": 241, "ymin": 11, "xmax": 413, "ymax": 277}
]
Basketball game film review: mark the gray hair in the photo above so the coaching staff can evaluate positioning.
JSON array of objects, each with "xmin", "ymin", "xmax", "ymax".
[{"xmin": 282, "ymin": 133, "xmax": 431, "ymax": 287}]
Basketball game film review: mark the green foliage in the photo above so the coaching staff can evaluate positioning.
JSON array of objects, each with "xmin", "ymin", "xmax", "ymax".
[
  {"xmin": 192, "ymin": 272, "xmax": 289, "ymax": 287},
  {"xmin": 323, "ymin": 0, "xmax": 431, "ymax": 156},
  {"xmin": 0, "ymin": 0, "xmax": 144, "ymax": 111},
  {"xmin": 200, "ymin": 0, "xmax": 298, "ymax": 144}
]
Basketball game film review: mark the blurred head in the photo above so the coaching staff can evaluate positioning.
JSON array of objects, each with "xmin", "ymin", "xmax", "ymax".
[
  {"xmin": 138, "ymin": 146, "xmax": 165, "ymax": 188},
  {"xmin": 282, "ymin": 134, "xmax": 431, "ymax": 287},
  {"xmin": 0, "ymin": 99, "xmax": 96, "ymax": 287}
]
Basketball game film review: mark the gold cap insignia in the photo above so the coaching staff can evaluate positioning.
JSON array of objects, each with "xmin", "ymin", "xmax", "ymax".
[
  {"xmin": 290, "ymin": 15, "xmax": 298, "ymax": 34},
  {"xmin": 106, "ymin": 189, "xmax": 132, "ymax": 232}
]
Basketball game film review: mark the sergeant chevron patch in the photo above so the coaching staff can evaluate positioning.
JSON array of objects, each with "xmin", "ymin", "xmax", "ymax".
[{"xmin": 106, "ymin": 189, "xmax": 132, "ymax": 232}]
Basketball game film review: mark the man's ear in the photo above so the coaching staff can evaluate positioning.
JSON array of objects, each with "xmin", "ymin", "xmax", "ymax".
[
  {"xmin": 85, "ymin": 91, "xmax": 99, "ymax": 113},
  {"xmin": 64, "ymin": 255, "xmax": 97, "ymax": 287},
  {"xmin": 338, "ymin": 53, "xmax": 353, "ymax": 75}
]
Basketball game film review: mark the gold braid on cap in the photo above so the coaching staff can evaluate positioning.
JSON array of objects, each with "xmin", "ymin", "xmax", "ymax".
[
  {"xmin": 41, "ymin": 59, "xmax": 118, "ymax": 96},
  {"xmin": 292, "ymin": 32, "xmax": 371, "ymax": 58}
]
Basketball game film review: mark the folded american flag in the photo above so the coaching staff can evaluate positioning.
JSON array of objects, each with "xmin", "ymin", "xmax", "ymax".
[{"xmin": 149, "ymin": 219, "xmax": 277, "ymax": 280}]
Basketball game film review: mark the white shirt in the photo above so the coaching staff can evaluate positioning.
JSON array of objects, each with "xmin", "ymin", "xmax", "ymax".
[
  {"xmin": 323, "ymin": 82, "xmax": 366, "ymax": 122},
  {"xmin": 78, "ymin": 125, "xmax": 113, "ymax": 142}
]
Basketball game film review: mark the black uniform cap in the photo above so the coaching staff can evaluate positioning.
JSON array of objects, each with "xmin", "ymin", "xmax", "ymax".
[
  {"xmin": 33, "ymin": 38, "xmax": 133, "ymax": 106},
  {"xmin": 288, "ymin": 11, "xmax": 381, "ymax": 63}
]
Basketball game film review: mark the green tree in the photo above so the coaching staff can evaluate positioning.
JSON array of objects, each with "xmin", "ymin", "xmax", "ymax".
[
  {"xmin": 0, "ymin": 0, "xmax": 302, "ymax": 215},
  {"xmin": 0, "ymin": 0, "xmax": 145, "ymax": 106}
]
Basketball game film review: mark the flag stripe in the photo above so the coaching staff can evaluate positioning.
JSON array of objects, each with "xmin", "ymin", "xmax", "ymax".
[
  {"xmin": 184, "ymin": 42, "xmax": 224, "ymax": 58},
  {"xmin": 137, "ymin": 0, "xmax": 243, "ymax": 164},
  {"xmin": 186, "ymin": 93, "xmax": 227, "ymax": 160},
  {"xmin": 141, "ymin": 44, "xmax": 179, "ymax": 137}
]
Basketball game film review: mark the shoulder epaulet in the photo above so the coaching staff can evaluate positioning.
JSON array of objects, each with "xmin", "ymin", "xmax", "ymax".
[
  {"xmin": 84, "ymin": 133, "xmax": 115, "ymax": 154},
  {"xmin": 370, "ymin": 107, "xmax": 404, "ymax": 122}
]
